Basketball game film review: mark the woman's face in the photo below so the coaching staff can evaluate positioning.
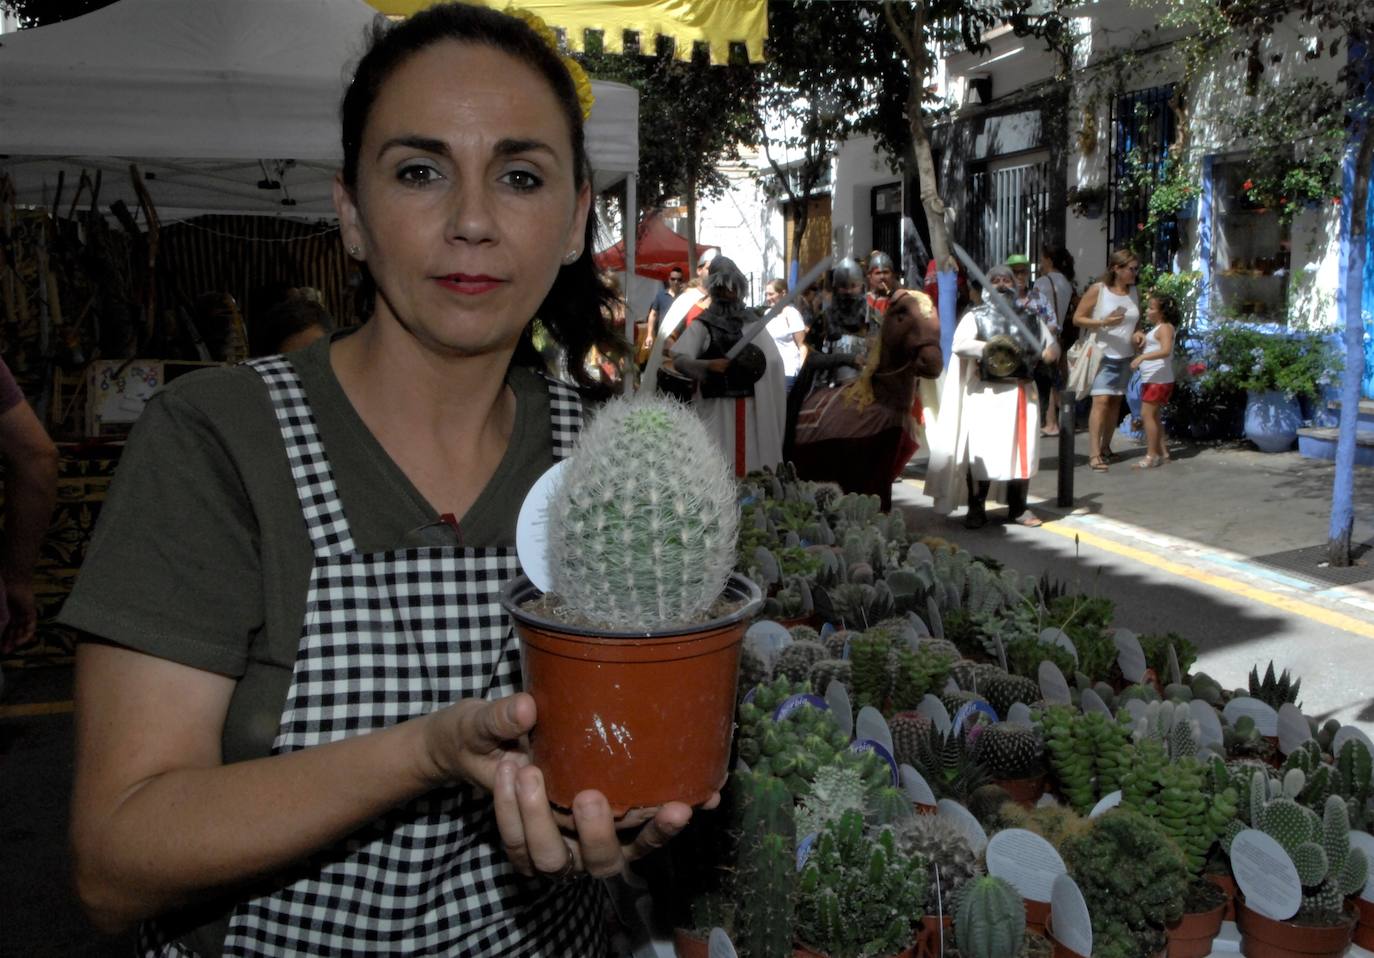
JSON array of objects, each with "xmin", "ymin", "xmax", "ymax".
[
  {"xmin": 1115, "ymin": 259, "xmax": 1141, "ymax": 285},
  {"xmin": 335, "ymin": 41, "xmax": 590, "ymax": 358},
  {"xmin": 765, "ymin": 285, "xmax": 781, "ymax": 307}
]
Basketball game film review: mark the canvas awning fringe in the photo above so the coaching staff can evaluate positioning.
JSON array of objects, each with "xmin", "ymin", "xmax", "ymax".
[{"xmin": 366, "ymin": 0, "xmax": 767, "ymax": 64}]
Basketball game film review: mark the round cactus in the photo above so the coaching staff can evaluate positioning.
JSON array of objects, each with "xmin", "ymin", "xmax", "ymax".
[
  {"xmin": 973, "ymin": 722, "xmax": 1044, "ymax": 780},
  {"xmin": 889, "ymin": 710, "xmax": 934, "ymax": 769},
  {"xmin": 954, "ymin": 876, "xmax": 1025, "ymax": 958},
  {"xmin": 774, "ymin": 640, "xmax": 829, "ymax": 684},
  {"xmin": 548, "ymin": 396, "xmax": 739, "ymax": 631},
  {"xmin": 894, "ymin": 814, "xmax": 983, "ymax": 915},
  {"xmin": 982, "ymin": 673, "xmax": 1041, "ymax": 717}
]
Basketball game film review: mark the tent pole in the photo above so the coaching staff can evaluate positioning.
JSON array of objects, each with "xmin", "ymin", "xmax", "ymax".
[{"xmin": 623, "ymin": 173, "xmax": 637, "ymax": 393}]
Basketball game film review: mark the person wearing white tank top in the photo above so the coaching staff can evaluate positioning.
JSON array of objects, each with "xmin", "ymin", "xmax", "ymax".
[
  {"xmin": 1130, "ymin": 292, "xmax": 1178, "ymax": 468},
  {"xmin": 1071, "ymin": 250, "xmax": 1142, "ymax": 471}
]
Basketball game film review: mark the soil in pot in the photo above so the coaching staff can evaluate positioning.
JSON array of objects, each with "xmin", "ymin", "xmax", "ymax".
[
  {"xmin": 1236, "ymin": 900, "xmax": 1356, "ymax": 957},
  {"xmin": 1204, "ymin": 872, "xmax": 1238, "ymax": 921},
  {"xmin": 504, "ymin": 573, "xmax": 762, "ymax": 815},
  {"xmin": 1166, "ymin": 881, "xmax": 1227, "ymax": 958}
]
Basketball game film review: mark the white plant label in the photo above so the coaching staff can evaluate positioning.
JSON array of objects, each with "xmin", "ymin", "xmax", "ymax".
[
  {"xmin": 1333, "ymin": 726, "xmax": 1374, "ymax": 762},
  {"xmin": 1189, "ymin": 698, "xmax": 1225, "ymax": 750},
  {"xmin": 1348, "ymin": 831, "xmax": 1374, "ymax": 902},
  {"xmin": 937, "ymin": 798, "xmax": 988, "ymax": 856},
  {"xmin": 1112, "ymin": 628, "xmax": 1147, "ymax": 684},
  {"xmin": 1277, "ymin": 703, "xmax": 1314, "ymax": 756},
  {"xmin": 943, "ymin": 677, "xmax": 962, "ymax": 695},
  {"xmin": 1123, "ymin": 699, "xmax": 1148, "ymax": 721},
  {"xmin": 992, "ymin": 631, "xmax": 1008, "ymax": 672},
  {"xmin": 514, "ymin": 459, "xmax": 569, "ymax": 593},
  {"xmin": 1038, "ymin": 661, "xmax": 1072, "ymax": 705},
  {"xmin": 918, "ymin": 694, "xmax": 952, "ymax": 734},
  {"xmin": 708, "ymin": 927, "xmax": 738, "ymax": 958},
  {"xmin": 743, "ymin": 621, "xmax": 792, "ymax": 671},
  {"xmin": 985, "ymin": 828, "xmax": 1065, "ymax": 903},
  {"xmin": 1231, "ymin": 828, "xmax": 1301, "ymax": 920},
  {"xmin": 1040, "ymin": 627, "xmax": 1078, "ymax": 664},
  {"xmin": 856, "ymin": 706, "xmax": 894, "ymax": 755},
  {"xmin": 908, "ymin": 612, "xmax": 931, "ymax": 638},
  {"xmin": 1050, "ymin": 873, "xmax": 1093, "ymax": 957},
  {"xmin": 900, "ymin": 764, "xmax": 937, "ymax": 807},
  {"xmin": 1167, "ymin": 644, "xmax": 1183, "ymax": 686},
  {"xmin": 1079, "ymin": 688, "xmax": 1113, "ymax": 718},
  {"xmin": 825, "ymin": 681, "xmax": 854, "ymax": 740},
  {"xmin": 1006, "ymin": 702, "xmax": 1034, "ymax": 729},
  {"xmin": 1088, "ymin": 790, "xmax": 1122, "ymax": 819},
  {"xmin": 1223, "ymin": 697, "xmax": 1279, "ymax": 737}
]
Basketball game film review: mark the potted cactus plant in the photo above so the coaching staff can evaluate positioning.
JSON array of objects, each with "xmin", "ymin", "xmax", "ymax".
[
  {"xmin": 893, "ymin": 814, "xmax": 983, "ymax": 955},
  {"xmin": 953, "ymin": 875, "xmax": 1026, "ymax": 958},
  {"xmin": 502, "ymin": 393, "xmax": 761, "ymax": 814},
  {"xmin": 972, "ymin": 722, "xmax": 1047, "ymax": 806}
]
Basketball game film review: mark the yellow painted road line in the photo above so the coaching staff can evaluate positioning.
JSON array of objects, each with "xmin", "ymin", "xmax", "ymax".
[
  {"xmin": 0, "ymin": 700, "xmax": 74, "ymax": 718},
  {"xmin": 1038, "ymin": 518, "xmax": 1374, "ymax": 640}
]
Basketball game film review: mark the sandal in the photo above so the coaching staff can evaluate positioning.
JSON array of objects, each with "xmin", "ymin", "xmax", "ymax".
[
  {"xmin": 1012, "ymin": 513, "xmax": 1043, "ymax": 527},
  {"xmin": 1132, "ymin": 456, "xmax": 1164, "ymax": 470},
  {"xmin": 1101, "ymin": 450, "xmax": 1121, "ymax": 463},
  {"xmin": 1088, "ymin": 457, "xmax": 1109, "ymax": 472}
]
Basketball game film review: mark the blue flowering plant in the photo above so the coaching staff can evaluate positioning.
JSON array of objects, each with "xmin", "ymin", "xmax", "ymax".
[{"xmin": 1195, "ymin": 321, "xmax": 1338, "ymax": 400}]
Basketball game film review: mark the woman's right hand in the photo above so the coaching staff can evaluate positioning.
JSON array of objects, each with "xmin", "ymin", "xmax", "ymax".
[{"xmin": 1103, "ymin": 306, "xmax": 1127, "ymax": 327}]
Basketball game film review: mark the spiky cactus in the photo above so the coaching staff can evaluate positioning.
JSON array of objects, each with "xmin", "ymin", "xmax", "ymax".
[
  {"xmin": 773, "ymin": 640, "xmax": 829, "ymax": 684},
  {"xmin": 982, "ymin": 673, "xmax": 1041, "ymax": 717},
  {"xmin": 894, "ymin": 815, "xmax": 983, "ymax": 916},
  {"xmin": 731, "ymin": 770, "xmax": 796, "ymax": 958},
  {"xmin": 889, "ymin": 710, "xmax": 934, "ymax": 770},
  {"xmin": 808, "ymin": 658, "xmax": 852, "ymax": 699},
  {"xmin": 954, "ymin": 876, "xmax": 1025, "ymax": 958},
  {"xmin": 1248, "ymin": 660, "xmax": 1302, "ymax": 708},
  {"xmin": 973, "ymin": 723, "xmax": 1044, "ymax": 780},
  {"xmin": 547, "ymin": 397, "xmax": 738, "ymax": 631}
]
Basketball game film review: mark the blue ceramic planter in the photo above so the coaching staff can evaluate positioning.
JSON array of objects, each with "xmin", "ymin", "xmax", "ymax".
[{"xmin": 1243, "ymin": 389, "xmax": 1301, "ymax": 452}]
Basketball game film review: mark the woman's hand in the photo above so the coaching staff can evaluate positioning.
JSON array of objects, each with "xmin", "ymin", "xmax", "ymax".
[
  {"xmin": 1130, "ymin": 355, "xmax": 1144, "ymax": 369},
  {"xmin": 1103, "ymin": 306, "xmax": 1127, "ymax": 327}
]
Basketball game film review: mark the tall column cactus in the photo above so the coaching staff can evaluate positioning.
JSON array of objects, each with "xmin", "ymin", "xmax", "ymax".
[{"xmin": 547, "ymin": 396, "xmax": 739, "ymax": 632}]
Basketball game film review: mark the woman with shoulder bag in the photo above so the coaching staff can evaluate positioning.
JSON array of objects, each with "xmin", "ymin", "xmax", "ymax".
[{"xmin": 1071, "ymin": 249, "xmax": 1141, "ymax": 471}]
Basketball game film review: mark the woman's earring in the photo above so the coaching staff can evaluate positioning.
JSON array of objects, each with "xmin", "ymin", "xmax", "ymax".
[
  {"xmin": 563, "ymin": 249, "xmax": 580, "ymax": 264},
  {"xmin": 348, "ymin": 244, "xmax": 361, "ymax": 258}
]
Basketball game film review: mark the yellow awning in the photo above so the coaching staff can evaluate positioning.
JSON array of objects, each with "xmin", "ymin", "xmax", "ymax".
[{"xmin": 364, "ymin": 0, "xmax": 767, "ymax": 64}]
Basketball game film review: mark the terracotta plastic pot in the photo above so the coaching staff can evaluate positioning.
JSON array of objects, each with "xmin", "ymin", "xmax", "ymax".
[
  {"xmin": 1204, "ymin": 873, "xmax": 1238, "ymax": 921},
  {"xmin": 1026, "ymin": 898, "xmax": 1051, "ymax": 936},
  {"xmin": 673, "ymin": 928, "xmax": 709, "ymax": 958},
  {"xmin": 1354, "ymin": 896, "xmax": 1374, "ymax": 950},
  {"xmin": 914, "ymin": 914, "xmax": 952, "ymax": 958},
  {"xmin": 1166, "ymin": 899, "xmax": 1226, "ymax": 957},
  {"xmin": 993, "ymin": 772, "xmax": 1047, "ymax": 807},
  {"xmin": 504, "ymin": 573, "xmax": 762, "ymax": 816},
  {"xmin": 776, "ymin": 612, "xmax": 819, "ymax": 631},
  {"xmin": 1235, "ymin": 900, "xmax": 1356, "ymax": 957}
]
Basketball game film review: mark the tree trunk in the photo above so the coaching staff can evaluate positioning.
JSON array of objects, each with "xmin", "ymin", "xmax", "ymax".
[
  {"xmin": 1328, "ymin": 122, "xmax": 1373, "ymax": 566},
  {"xmin": 886, "ymin": 2, "xmax": 951, "ymax": 269},
  {"xmin": 686, "ymin": 169, "xmax": 698, "ymax": 275}
]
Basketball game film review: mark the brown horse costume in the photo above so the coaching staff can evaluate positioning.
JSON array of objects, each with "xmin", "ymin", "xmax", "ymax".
[{"xmin": 784, "ymin": 289, "xmax": 943, "ymax": 510}]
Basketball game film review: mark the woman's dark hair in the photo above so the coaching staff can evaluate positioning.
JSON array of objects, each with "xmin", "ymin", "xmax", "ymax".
[
  {"xmin": 1041, "ymin": 240, "xmax": 1076, "ymax": 284},
  {"xmin": 251, "ymin": 294, "xmax": 335, "ymax": 357},
  {"xmin": 339, "ymin": 3, "xmax": 625, "ymax": 395},
  {"xmin": 1149, "ymin": 291, "xmax": 1182, "ymax": 327}
]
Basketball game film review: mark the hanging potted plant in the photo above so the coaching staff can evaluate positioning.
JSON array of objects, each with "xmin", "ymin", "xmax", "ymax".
[
  {"xmin": 1067, "ymin": 183, "xmax": 1108, "ymax": 219},
  {"xmin": 503, "ymin": 381, "xmax": 761, "ymax": 815}
]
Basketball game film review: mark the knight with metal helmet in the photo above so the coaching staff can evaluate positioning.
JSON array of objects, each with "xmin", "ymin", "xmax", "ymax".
[{"xmin": 804, "ymin": 257, "xmax": 883, "ymax": 388}]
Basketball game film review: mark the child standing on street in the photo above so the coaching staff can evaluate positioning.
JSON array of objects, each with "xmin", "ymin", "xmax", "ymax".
[{"xmin": 1130, "ymin": 292, "xmax": 1178, "ymax": 468}]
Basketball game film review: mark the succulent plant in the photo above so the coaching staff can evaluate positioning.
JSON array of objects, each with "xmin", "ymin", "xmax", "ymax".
[
  {"xmin": 1248, "ymin": 660, "xmax": 1302, "ymax": 709},
  {"xmin": 965, "ymin": 783, "xmax": 1015, "ymax": 825},
  {"xmin": 889, "ymin": 710, "xmax": 934, "ymax": 770},
  {"xmin": 973, "ymin": 722, "xmax": 1045, "ymax": 780},
  {"xmin": 1062, "ymin": 809, "xmax": 1189, "ymax": 958},
  {"xmin": 808, "ymin": 658, "xmax": 853, "ymax": 699},
  {"xmin": 893, "ymin": 814, "xmax": 983, "ymax": 916},
  {"xmin": 797, "ymin": 763, "xmax": 874, "ymax": 838},
  {"xmin": 906, "ymin": 723, "xmax": 992, "ymax": 803},
  {"xmin": 1223, "ymin": 714, "xmax": 1275, "ymax": 762},
  {"xmin": 772, "ymin": 640, "xmax": 829, "ymax": 685},
  {"xmin": 1037, "ymin": 706, "xmax": 1131, "ymax": 813},
  {"xmin": 1119, "ymin": 747, "xmax": 1238, "ymax": 875},
  {"xmin": 818, "ymin": 581, "xmax": 896, "ymax": 631},
  {"xmin": 548, "ymin": 396, "xmax": 738, "ymax": 631},
  {"xmin": 981, "ymin": 673, "xmax": 1042, "ymax": 717},
  {"xmin": 760, "ymin": 575, "xmax": 814, "ymax": 621},
  {"xmin": 848, "ymin": 628, "xmax": 953, "ymax": 717},
  {"xmin": 992, "ymin": 801, "xmax": 1091, "ymax": 848},
  {"xmin": 954, "ymin": 875, "xmax": 1025, "ymax": 958},
  {"xmin": 795, "ymin": 810, "xmax": 926, "ymax": 958},
  {"xmin": 737, "ymin": 645, "xmax": 770, "ymax": 704}
]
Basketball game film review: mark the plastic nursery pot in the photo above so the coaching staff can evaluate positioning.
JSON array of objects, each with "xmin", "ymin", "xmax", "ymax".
[
  {"xmin": 1204, "ymin": 872, "xmax": 1238, "ymax": 921},
  {"xmin": 914, "ymin": 914, "xmax": 953, "ymax": 958},
  {"xmin": 775, "ymin": 612, "xmax": 819, "ymax": 631},
  {"xmin": 503, "ymin": 573, "xmax": 762, "ymax": 817},
  {"xmin": 1235, "ymin": 900, "xmax": 1357, "ymax": 957},
  {"xmin": 1165, "ymin": 899, "xmax": 1226, "ymax": 957},
  {"xmin": 1025, "ymin": 899, "xmax": 1051, "ymax": 936},
  {"xmin": 993, "ymin": 772, "xmax": 1047, "ymax": 807},
  {"xmin": 673, "ymin": 928, "xmax": 709, "ymax": 958},
  {"xmin": 1354, "ymin": 896, "xmax": 1374, "ymax": 950}
]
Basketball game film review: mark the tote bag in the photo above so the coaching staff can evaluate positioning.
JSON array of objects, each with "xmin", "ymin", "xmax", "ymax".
[{"xmin": 1064, "ymin": 331, "xmax": 1104, "ymax": 396}]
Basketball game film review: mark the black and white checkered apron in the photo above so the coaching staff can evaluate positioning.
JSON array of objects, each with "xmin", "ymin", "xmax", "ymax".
[{"xmin": 195, "ymin": 356, "xmax": 603, "ymax": 957}]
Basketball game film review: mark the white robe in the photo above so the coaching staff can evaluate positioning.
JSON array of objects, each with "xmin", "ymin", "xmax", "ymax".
[
  {"xmin": 924, "ymin": 311, "xmax": 1053, "ymax": 514},
  {"xmin": 670, "ymin": 319, "xmax": 786, "ymax": 476}
]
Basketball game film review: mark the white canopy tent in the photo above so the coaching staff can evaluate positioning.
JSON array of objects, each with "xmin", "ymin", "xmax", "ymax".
[{"xmin": 0, "ymin": 0, "xmax": 639, "ymax": 216}]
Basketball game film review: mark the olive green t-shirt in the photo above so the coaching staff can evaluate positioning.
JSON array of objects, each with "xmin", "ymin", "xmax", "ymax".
[{"xmin": 63, "ymin": 331, "xmax": 555, "ymax": 761}]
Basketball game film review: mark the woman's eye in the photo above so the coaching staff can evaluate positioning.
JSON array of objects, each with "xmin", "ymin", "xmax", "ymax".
[
  {"xmin": 397, "ymin": 163, "xmax": 439, "ymax": 186},
  {"xmin": 501, "ymin": 169, "xmax": 543, "ymax": 192}
]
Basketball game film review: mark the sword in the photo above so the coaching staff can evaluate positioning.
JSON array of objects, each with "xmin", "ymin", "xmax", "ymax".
[
  {"xmin": 725, "ymin": 256, "xmax": 834, "ymax": 360},
  {"xmin": 941, "ymin": 210, "xmax": 1042, "ymax": 352}
]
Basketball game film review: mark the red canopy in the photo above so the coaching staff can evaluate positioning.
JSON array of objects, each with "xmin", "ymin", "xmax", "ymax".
[{"xmin": 594, "ymin": 211, "xmax": 717, "ymax": 281}]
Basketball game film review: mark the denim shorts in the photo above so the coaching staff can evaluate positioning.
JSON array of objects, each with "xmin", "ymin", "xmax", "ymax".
[{"xmin": 1090, "ymin": 357, "xmax": 1131, "ymax": 396}]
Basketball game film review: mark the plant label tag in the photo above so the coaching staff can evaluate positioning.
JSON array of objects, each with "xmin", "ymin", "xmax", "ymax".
[
  {"xmin": 1123, "ymin": 699, "xmax": 1148, "ymax": 721},
  {"xmin": 734, "ymin": 757, "xmax": 751, "ymax": 774},
  {"xmin": 937, "ymin": 798, "xmax": 988, "ymax": 856},
  {"xmin": 1006, "ymin": 702, "xmax": 1034, "ymax": 728},
  {"xmin": 708, "ymin": 927, "xmax": 738, "ymax": 958},
  {"xmin": 1189, "ymin": 699, "xmax": 1225, "ymax": 750},
  {"xmin": 1332, "ymin": 726, "xmax": 1374, "ymax": 762},
  {"xmin": 1079, "ymin": 688, "xmax": 1113, "ymax": 718},
  {"xmin": 900, "ymin": 764, "xmax": 938, "ymax": 808},
  {"xmin": 1040, "ymin": 628, "xmax": 1078, "ymax": 664},
  {"xmin": 908, "ymin": 612, "xmax": 931, "ymax": 637},
  {"xmin": 796, "ymin": 832, "xmax": 818, "ymax": 872},
  {"xmin": 1050, "ymin": 873, "xmax": 1093, "ymax": 957},
  {"xmin": 1167, "ymin": 643, "xmax": 1183, "ymax": 686},
  {"xmin": 825, "ymin": 682, "xmax": 854, "ymax": 739},
  {"xmin": 514, "ymin": 459, "xmax": 569, "ymax": 594},
  {"xmin": 1230, "ymin": 828, "xmax": 1301, "ymax": 921},
  {"xmin": 943, "ymin": 677, "xmax": 961, "ymax": 694},
  {"xmin": 907, "ymin": 542, "xmax": 934, "ymax": 566},
  {"xmin": 917, "ymin": 694, "xmax": 952, "ymax": 734},
  {"xmin": 850, "ymin": 738, "xmax": 899, "ymax": 786},
  {"xmin": 992, "ymin": 631, "xmax": 1008, "ymax": 672},
  {"xmin": 986, "ymin": 828, "xmax": 1065, "ymax": 903},
  {"xmin": 744, "ymin": 621, "xmax": 792, "ymax": 672},
  {"xmin": 1088, "ymin": 790, "xmax": 1122, "ymax": 818},
  {"xmin": 926, "ymin": 596, "xmax": 944, "ymax": 640},
  {"xmin": 773, "ymin": 693, "xmax": 829, "ymax": 722},
  {"xmin": 952, "ymin": 700, "xmax": 999, "ymax": 737},
  {"xmin": 1038, "ymin": 661, "xmax": 1072, "ymax": 705},
  {"xmin": 1277, "ymin": 703, "xmax": 1313, "ymax": 756},
  {"xmin": 1223, "ymin": 697, "xmax": 1279, "ymax": 737},
  {"xmin": 856, "ymin": 706, "xmax": 894, "ymax": 754},
  {"xmin": 1348, "ymin": 831, "xmax": 1374, "ymax": 901},
  {"xmin": 1112, "ymin": 628, "xmax": 1147, "ymax": 684},
  {"xmin": 820, "ymin": 621, "xmax": 837, "ymax": 641}
]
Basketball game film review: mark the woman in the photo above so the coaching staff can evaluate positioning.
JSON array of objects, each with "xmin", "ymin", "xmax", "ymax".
[
  {"xmin": 64, "ymin": 7, "xmax": 700, "ymax": 956},
  {"xmin": 764, "ymin": 277, "xmax": 808, "ymax": 392},
  {"xmin": 1072, "ymin": 248, "xmax": 1141, "ymax": 471},
  {"xmin": 1032, "ymin": 242, "xmax": 1076, "ymax": 436},
  {"xmin": 1130, "ymin": 292, "xmax": 1178, "ymax": 469}
]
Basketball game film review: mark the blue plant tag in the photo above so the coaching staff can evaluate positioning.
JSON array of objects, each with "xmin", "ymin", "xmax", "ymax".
[
  {"xmin": 850, "ymin": 738, "xmax": 899, "ymax": 785},
  {"xmin": 739, "ymin": 493, "xmax": 758, "ymax": 507},
  {"xmin": 841, "ymin": 638, "xmax": 851, "ymax": 661},
  {"xmin": 741, "ymin": 686, "xmax": 758, "ymax": 706},
  {"xmin": 952, "ymin": 701, "xmax": 999, "ymax": 737},
  {"xmin": 796, "ymin": 832, "xmax": 818, "ymax": 871},
  {"xmin": 820, "ymin": 622, "xmax": 836, "ymax": 640},
  {"xmin": 774, "ymin": 693, "xmax": 829, "ymax": 722}
]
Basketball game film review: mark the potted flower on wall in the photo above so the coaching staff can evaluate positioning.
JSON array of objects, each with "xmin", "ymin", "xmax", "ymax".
[{"xmin": 1067, "ymin": 183, "xmax": 1108, "ymax": 219}]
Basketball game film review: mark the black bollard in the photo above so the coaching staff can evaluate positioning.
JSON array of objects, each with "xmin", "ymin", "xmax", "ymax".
[{"xmin": 1057, "ymin": 390, "xmax": 1075, "ymax": 507}]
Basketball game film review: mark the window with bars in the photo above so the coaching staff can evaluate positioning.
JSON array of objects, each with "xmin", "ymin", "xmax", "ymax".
[
  {"xmin": 967, "ymin": 154, "xmax": 1051, "ymax": 272},
  {"xmin": 1109, "ymin": 85, "xmax": 1177, "ymax": 269}
]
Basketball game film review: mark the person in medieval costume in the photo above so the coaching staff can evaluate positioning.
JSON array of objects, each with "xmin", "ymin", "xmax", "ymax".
[
  {"xmin": 924, "ymin": 265, "xmax": 1060, "ymax": 528},
  {"xmin": 670, "ymin": 255, "xmax": 786, "ymax": 476},
  {"xmin": 865, "ymin": 249, "xmax": 897, "ymax": 316},
  {"xmin": 802, "ymin": 257, "xmax": 883, "ymax": 390}
]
